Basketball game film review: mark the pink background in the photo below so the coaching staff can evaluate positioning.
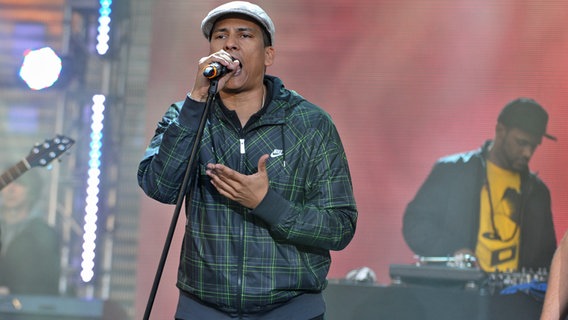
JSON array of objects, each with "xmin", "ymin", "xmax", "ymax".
[{"xmin": 136, "ymin": 1, "xmax": 568, "ymax": 318}]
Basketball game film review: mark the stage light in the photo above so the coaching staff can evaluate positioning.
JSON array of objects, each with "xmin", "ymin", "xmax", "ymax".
[
  {"xmin": 96, "ymin": 0, "xmax": 112, "ymax": 55},
  {"xmin": 19, "ymin": 47, "xmax": 62, "ymax": 90},
  {"xmin": 81, "ymin": 94, "xmax": 105, "ymax": 283}
]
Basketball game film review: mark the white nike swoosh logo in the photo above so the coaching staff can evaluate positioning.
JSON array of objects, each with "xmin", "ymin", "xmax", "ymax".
[{"xmin": 270, "ymin": 149, "xmax": 283, "ymax": 158}]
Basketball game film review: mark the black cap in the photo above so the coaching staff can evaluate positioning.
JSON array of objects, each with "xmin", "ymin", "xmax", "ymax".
[{"xmin": 497, "ymin": 97, "xmax": 557, "ymax": 141}]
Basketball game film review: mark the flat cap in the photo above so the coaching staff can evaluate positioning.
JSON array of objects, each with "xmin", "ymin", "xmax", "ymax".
[{"xmin": 201, "ymin": 1, "xmax": 275, "ymax": 45}]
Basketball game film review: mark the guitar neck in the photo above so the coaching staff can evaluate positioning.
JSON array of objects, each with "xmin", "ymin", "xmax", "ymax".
[{"xmin": 0, "ymin": 159, "xmax": 30, "ymax": 191}]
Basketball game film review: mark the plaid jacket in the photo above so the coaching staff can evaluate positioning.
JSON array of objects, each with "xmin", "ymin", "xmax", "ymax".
[{"xmin": 138, "ymin": 75, "xmax": 357, "ymax": 314}]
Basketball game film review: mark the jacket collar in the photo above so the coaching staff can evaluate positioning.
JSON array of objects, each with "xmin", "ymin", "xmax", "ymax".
[{"xmin": 214, "ymin": 75, "xmax": 287, "ymax": 130}]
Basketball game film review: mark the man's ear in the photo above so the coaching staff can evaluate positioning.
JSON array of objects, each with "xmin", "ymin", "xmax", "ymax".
[{"xmin": 264, "ymin": 46, "xmax": 275, "ymax": 67}]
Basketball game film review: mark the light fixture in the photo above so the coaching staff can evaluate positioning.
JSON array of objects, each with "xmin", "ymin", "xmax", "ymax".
[{"xmin": 19, "ymin": 47, "xmax": 62, "ymax": 90}]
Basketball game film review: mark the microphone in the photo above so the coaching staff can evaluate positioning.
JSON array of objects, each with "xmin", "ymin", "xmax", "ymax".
[{"xmin": 203, "ymin": 62, "xmax": 228, "ymax": 80}]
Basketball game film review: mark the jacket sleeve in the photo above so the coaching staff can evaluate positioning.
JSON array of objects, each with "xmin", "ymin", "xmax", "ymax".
[
  {"xmin": 137, "ymin": 97, "xmax": 206, "ymax": 204},
  {"xmin": 252, "ymin": 113, "xmax": 357, "ymax": 251},
  {"xmin": 402, "ymin": 160, "xmax": 479, "ymax": 257},
  {"xmin": 521, "ymin": 176, "xmax": 557, "ymax": 269}
]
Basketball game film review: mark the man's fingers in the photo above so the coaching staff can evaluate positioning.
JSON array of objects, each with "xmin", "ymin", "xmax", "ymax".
[
  {"xmin": 208, "ymin": 171, "xmax": 238, "ymax": 197},
  {"xmin": 257, "ymin": 154, "xmax": 269, "ymax": 174}
]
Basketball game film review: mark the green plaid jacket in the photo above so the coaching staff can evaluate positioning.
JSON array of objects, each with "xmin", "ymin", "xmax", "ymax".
[{"xmin": 138, "ymin": 75, "xmax": 357, "ymax": 314}]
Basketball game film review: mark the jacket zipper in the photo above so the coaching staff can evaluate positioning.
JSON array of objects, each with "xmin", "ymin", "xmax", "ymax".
[{"xmin": 237, "ymin": 137, "xmax": 246, "ymax": 317}]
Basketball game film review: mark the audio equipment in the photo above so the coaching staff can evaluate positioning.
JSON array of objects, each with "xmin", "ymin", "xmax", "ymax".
[{"xmin": 0, "ymin": 295, "xmax": 104, "ymax": 320}]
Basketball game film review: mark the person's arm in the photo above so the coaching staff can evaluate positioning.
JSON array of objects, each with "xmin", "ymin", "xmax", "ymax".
[
  {"xmin": 524, "ymin": 179, "xmax": 557, "ymax": 270},
  {"xmin": 137, "ymin": 98, "xmax": 205, "ymax": 204},
  {"xmin": 251, "ymin": 115, "xmax": 357, "ymax": 251},
  {"xmin": 541, "ymin": 231, "xmax": 568, "ymax": 320},
  {"xmin": 402, "ymin": 161, "xmax": 475, "ymax": 257},
  {"xmin": 138, "ymin": 50, "xmax": 241, "ymax": 204}
]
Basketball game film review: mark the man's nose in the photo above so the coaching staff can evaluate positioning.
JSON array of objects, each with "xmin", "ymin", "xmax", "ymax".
[
  {"xmin": 522, "ymin": 145, "xmax": 536, "ymax": 159},
  {"xmin": 223, "ymin": 35, "xmax": 238, "ymax": 51}
]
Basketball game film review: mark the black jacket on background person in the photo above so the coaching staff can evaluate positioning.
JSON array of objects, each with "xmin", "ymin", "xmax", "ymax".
[
  {"xmin": 403, "ymin": 140, "xmax": 556, "ymax": 270},
  {"xmin": 0, "ymin": 217, "xmax": 61, "ymax": 295}
]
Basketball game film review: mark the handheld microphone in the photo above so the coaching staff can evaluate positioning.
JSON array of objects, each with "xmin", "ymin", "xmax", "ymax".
[{"xmin": 203, "ymin": 62, "xmax": 228, "ymax": 80}]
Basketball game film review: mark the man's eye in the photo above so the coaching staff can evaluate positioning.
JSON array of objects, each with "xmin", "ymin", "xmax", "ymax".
[{"xmin": 517, "ymin": 139, "xmax": 536, "ymax": 149}]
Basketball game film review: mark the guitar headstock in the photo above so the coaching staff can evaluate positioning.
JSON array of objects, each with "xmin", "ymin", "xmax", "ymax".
[{"xmin": 26, "ymin": 135, "xmax": 75, "ymax": 168}]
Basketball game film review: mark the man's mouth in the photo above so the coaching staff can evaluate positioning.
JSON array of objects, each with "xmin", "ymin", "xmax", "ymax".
[{"xmin": 233, "ymin": 59, "xmax": 243, "ymax": 76}]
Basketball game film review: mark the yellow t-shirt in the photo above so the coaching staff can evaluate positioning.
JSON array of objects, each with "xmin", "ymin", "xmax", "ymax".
[{"xmin": 475, "ymin": 160, "xmax": 521, "ymax": 272}]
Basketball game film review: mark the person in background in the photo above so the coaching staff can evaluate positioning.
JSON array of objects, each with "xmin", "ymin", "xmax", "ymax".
[
  {"xmin": 137, "ymin": 1, "xmax": 357, "ymax": 319},
  {"xmin": 403, "ymin": 97, "xmax": 556, "ymax": 273},
  {"xmin": 0, "ymin": 170, "xmax": 61, "ymax": 295},
  {"xmin": 540, "ymin": 230, "xmax": 568, "ymax": 320}
]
